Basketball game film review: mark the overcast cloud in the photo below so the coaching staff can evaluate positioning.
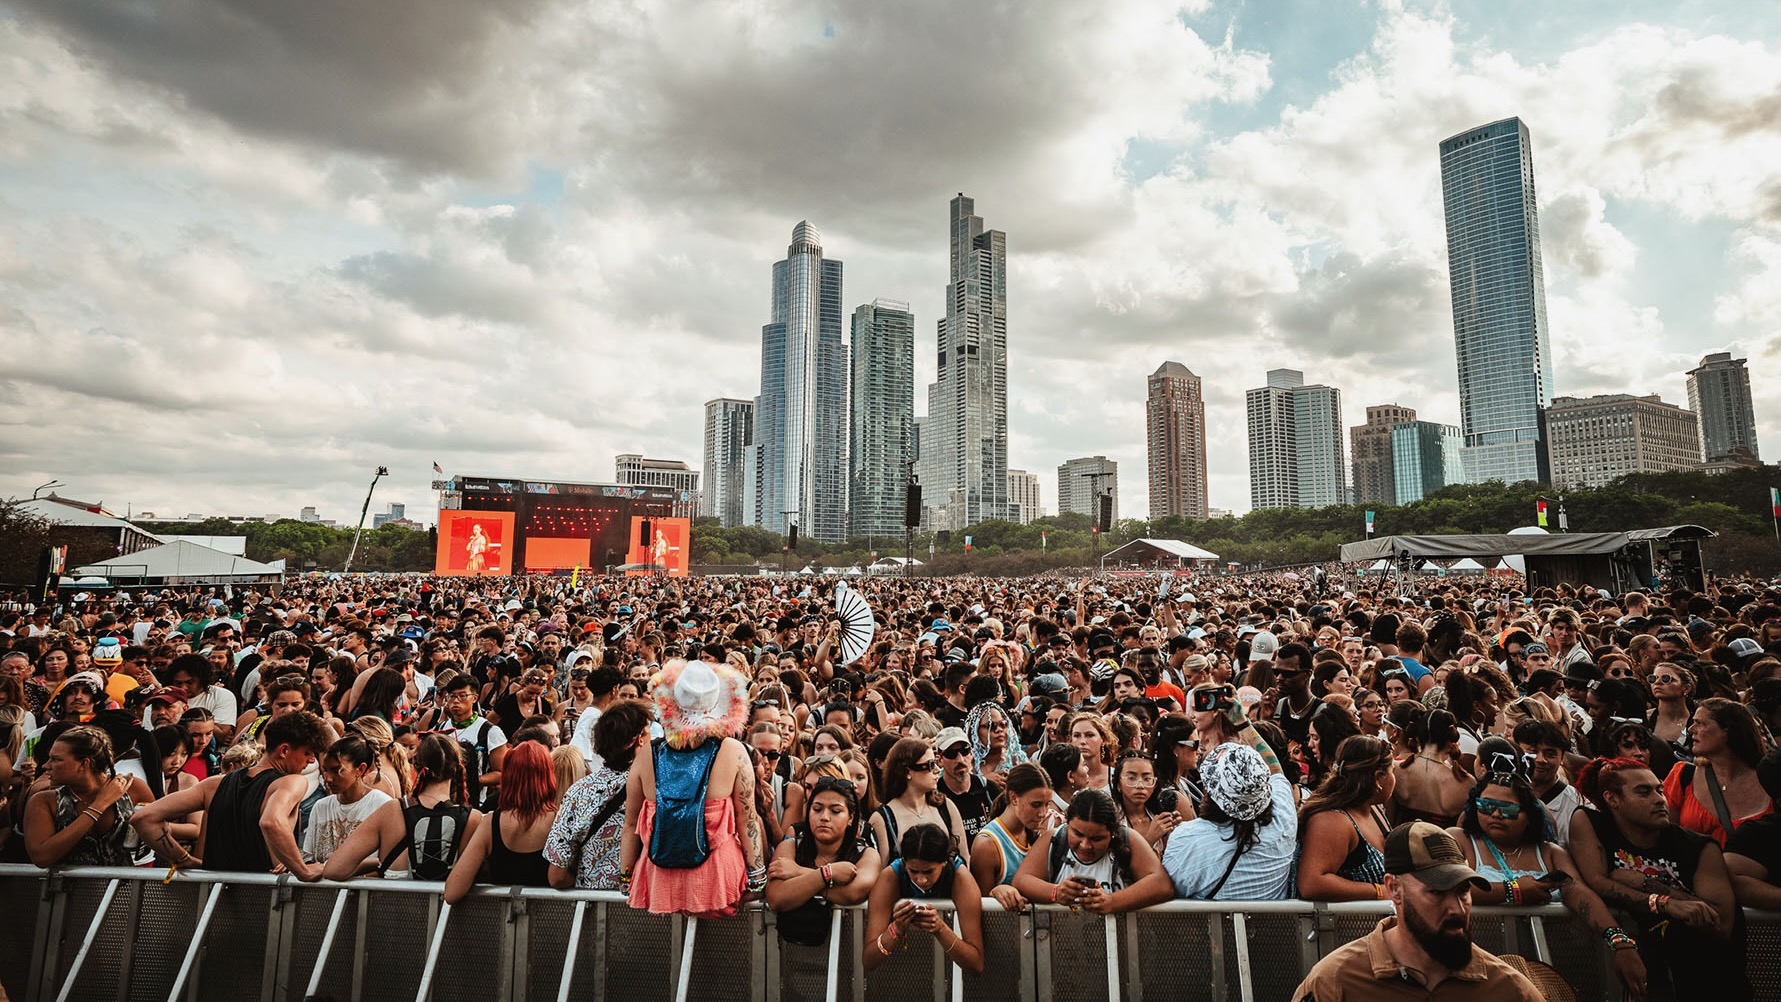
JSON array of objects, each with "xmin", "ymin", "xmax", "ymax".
[{"xmin": 1, "ymin": 0, "xmax": 1777, "ymax": 524}]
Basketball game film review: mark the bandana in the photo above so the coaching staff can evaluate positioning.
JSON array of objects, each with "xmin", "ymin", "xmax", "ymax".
[
  {"xmin": 963, "ymin": 700, "xmax": 1027, "ymax": 782},
  {"xmin": 1201, "ymin": 742, "xmax": 1272, "ymax": 822}
]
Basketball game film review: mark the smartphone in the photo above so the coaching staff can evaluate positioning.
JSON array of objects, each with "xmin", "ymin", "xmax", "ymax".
[
  {"xmin": 1074, "ymin": 877, "xmax": 1101, "ymax": 890},
  {"xmin": 1536, "ymin": 871, "xmax": 1572, "ymax": 885}
]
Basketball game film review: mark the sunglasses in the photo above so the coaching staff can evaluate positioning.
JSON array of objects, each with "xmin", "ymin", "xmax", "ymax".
[
  {"xmin": 1651, "ymin": 675, "xmax": 1680, "ymax": 685},
  {"xmin": 1472, "ymin": 797, "xmax": 1522, "ymax": 820},
  {"xmin": 751, "ymin": 699, "xmax": 781, "ymax": 709},
  {"xmin": 758, "ymin": 750, "xmax": 782, "ymax": 762},
  {"xmin": 913, "ymin": 759, "xmax": 940, "ymax": 773},
  {"xmin": 813, "ymin": 776, "xmax": 857, "ymax": 796},
  {"xmin": 940, "ymin": 746, "xmax": 971, "ymax": 759},
  {"xmin": 1273, "ymin": 669, "xmax": 1303, "ymax": 679}
]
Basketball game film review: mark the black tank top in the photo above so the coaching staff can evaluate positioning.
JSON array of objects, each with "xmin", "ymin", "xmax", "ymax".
[
  {"xmin": 486, "ymin": 809, "xmax": 550, "ymax": 887},
  {"xmin": 205, "ymin": 767, "xmax": 283, "ymax": 872}
]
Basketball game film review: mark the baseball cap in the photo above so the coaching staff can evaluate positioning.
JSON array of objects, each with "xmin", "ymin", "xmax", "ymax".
[
  {"xmin": 1728, "ymin": 637, "xmax": 1764, "ymax": 660},
  {"xmin": 1383, "ymin": 822, "xmax": 1490, "ymax": 892},
  {"xmin": 91, "ymin": 637, "xmax": 124, "ymax": 666},
  {"xmin": 147, "ymin": 689, "xmax": 186, "ymax": 706},
  {"xmin": 1249, "ymin": 631, "xmax": 1278, "ymax": 658},
  {"xmin": 1028, "ymin": 673, "xmax": 1069, "ymax": 699},
  {"xmin": 1521, "ymin": 642, "xmax": 1550, "ymax": 656},
  {"xmin": 934, "ymin": 727, "xmax": 970, "ymax": 754}
]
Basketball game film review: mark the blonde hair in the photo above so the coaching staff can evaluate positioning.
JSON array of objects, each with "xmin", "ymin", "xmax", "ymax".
[
  {"xmin": 551, "ymin": 744, "xmax": 588, "ymax": 794},
  {"xmin": 899, "ymin": 709, "xmax": 940, "ymax": 741},
  {"xmin": 0, "ymin": 704, "xmax": 25, "ymax": 765},
  {"xmin": 348, "ymin": 715, "xmax": 411, "ymax": 797},
  {"xmin": 221, "ymin": 741, "xmax": 262, "ymax": 772}
]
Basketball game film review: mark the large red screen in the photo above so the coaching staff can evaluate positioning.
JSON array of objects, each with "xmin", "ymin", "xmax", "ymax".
[
  {"xmin": 625, "ymin": 516, "xmax": 690, "ymax": 577},
  {"xmin": 434, "ymin": 511, "xmax": 515, "ymax": 576}
]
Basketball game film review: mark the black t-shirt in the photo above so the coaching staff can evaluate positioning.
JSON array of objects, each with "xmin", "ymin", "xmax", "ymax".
[
  {"xmin": 1726, "ymin": 813, "xmax": 1781, "ymax": 877},
  {"xmin": 934, "ymin": 701, "xmax": 967, "ymax": 729},
  {"xmin": 1585, "ymin": 809, "xmax": 1751, "ymax": 1000},
  {"xmin": 1273, "ymin": 694, "xmax": 1322, "ymax": 747},
  {"xmin": 940, "ymin": 773, "xmax": 994, "ymax": 841}
]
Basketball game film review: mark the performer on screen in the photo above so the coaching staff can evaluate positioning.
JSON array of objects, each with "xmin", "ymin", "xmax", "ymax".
[
  {"xmin": 652, "ymin": 528, "xmax": 670, "ymax": 574},
  {"xmin": 467, "ymin": 522, "xmax": 490, "ymax": 574}
]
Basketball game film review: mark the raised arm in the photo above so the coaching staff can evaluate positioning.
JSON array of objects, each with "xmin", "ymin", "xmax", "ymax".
[{"xmin": 260, "ymin": 773, "xmax": 319, "ymax": 880}]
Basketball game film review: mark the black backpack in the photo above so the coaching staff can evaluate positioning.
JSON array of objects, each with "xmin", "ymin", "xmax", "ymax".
[
  {"xmin": 380, "ymin": 798, "xmax": 471, "ymax": 880},
  {"xmin": 458, "ymin": 720, "xmax": 495, "ymax": 811}
]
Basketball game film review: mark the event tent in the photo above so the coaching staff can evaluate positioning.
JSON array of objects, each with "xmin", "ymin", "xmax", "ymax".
[
  {"xmin": 1101, "ymin": 538, "xmax": 1221, "ymax": 568},
  {"xmin": 72, "ymin": 539, "xmax": 285, "ymax": 586},
  {"xmin": 1338, "ymin": 526, "xmax": 1714, "ymax": 592}
]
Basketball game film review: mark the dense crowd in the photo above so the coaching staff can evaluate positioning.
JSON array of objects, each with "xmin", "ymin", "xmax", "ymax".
[{"xmin": 2, "ymin": 568, "xmax": 1779, "ymax": 1000}]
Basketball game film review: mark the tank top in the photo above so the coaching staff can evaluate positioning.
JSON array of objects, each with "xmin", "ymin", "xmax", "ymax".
[
  {"xmin": 51, "ymin": 786, "xmax": 138, "ymax": 866},
  {"xmin": 486, "ymin": 809, "xmax": 551, "ymax": 887},
  {"xmin": 890, "ymin": 857, "xmax": 959, "ymax": 899},
  {"xmin": 1467, "ymin": 835, "xmax": 1547, "ymax": 883},
  {"xmin": 982, "ymin": 817, "xmax": 1030, "ymax": 886},
  {"xmin": 874, "ymin": 798, "xmax": 956, "ymax": 865},
  {"xmin": 1333, "ymin": 808, "xmax": 1389, "ymax": 885},
  {"xmin": 205, "ymin": 766, "xmax": 284, "ymax": 872}
]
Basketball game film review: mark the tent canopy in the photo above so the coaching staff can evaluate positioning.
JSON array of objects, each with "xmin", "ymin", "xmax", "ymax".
[
  {"xmin": 72, "ymin": 539, "xmax": 283, "ymax": 584},
  {"xmin": 1339, "ymin": 533, "xmax": 1628, "ymax": 564},
  {"xmin": 1103, "ymin": 538, "xmax": 1221, "ymax": 564}
]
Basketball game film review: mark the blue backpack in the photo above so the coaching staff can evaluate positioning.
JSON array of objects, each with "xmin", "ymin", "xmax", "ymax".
[{"xmin": 647, "ymin": 739, "xmax": 721, "ymax": 869}]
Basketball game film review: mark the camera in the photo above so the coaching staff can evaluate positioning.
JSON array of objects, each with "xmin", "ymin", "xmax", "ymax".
[{"xmin": 1190, "ymin": 685, "xmax": 1236, "ymax": 713}]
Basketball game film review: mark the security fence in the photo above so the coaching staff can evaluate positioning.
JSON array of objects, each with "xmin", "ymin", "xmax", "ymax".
[{"xmin": 2, "ymin": 864, "xmax": 1777, "ymax": 1002}]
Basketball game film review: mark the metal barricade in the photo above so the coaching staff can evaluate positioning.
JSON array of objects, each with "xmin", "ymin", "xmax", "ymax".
[{"xmin": 4, "ymin": 865, "xmax": 1779, "ymax": 1002}]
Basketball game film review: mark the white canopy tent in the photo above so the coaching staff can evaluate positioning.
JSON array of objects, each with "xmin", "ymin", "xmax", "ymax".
[{"xmin": 72, "ymin": 539, "xmax": 285, "ymax": 585}]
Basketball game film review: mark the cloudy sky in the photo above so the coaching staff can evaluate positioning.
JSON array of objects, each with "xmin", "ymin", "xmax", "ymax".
[{"xmin": 2, "ymin": 0, "xmax": 1777, "ymax": 526}]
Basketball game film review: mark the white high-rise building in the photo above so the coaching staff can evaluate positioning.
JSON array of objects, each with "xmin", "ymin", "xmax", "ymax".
[
  {"xmin": 616, "ymin": 455, "xmax": 700, "ymax": 519},
  {"xmin": 702, "ymin": 398, "xmax": 754, "ymax": 527},
  {"xmin": 749, "ymin": 222, "xmax": 849, "ymax": 542},
  {"xmin": 922, "ymin": 194, "xmax": 1008, "ymax": 531},
  {"xmin": 1007, "ymin": 470, "xmax": 1041, "ymax": 524},
  {"xmin": 1247, "ymin": 369, "xmax": 1347, "ymax": 510}
]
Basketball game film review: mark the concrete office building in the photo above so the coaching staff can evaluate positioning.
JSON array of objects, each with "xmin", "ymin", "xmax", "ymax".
[
  {"xmin": 1057, "ymin": 456, "xmax": 1117, "ymax": 523},
  {"xmin": 616, "ymin": 455, "xmax": 701, "ymax": 519},
  {"xmin": 1247, "ymin": 369, "xmax": 1347, "ymax": 510},
  {"xmin": 702, "ymin": 398, "xmax": 754, "ymax": 527},
  {"xmin": 849, "ymin": 299, "xmax": 915, "ymax": 538},
  {"xmin": 922, "ymin": 194, "xmax": 1009, "ymax": 530},
  {"xmin": 1543, "ymin": 394, "xmax": 1703, "ymax": 489},
  {"xmin": 1351, "ymin": 405, "xmax": 1417, "ymax": 507},
  {"xmin": 1007, "ymin": 470, "xmax": 1042, "ymax": 524},
  {"xmin": 1686, "ymin": 352, "xmax": 1760, "ymax": 462}
]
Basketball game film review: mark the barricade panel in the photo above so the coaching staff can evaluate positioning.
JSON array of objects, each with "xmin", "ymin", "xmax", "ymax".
[
  {"xmin": 193, "ymin": 882, "xmax": 274, "ymax": 999},
  {"xmin": 962, "ymin": 907, "xmax": 1025, "ymax": 1002},
  {"xmin": 282, "ymin": 885, "xmax": 360, "ymax": 1002},
  {"xmin": 0, "ymin": 873, "xmax": 43, "ymax": 1000},
  {"xmin": 361, "ymin": 887, "xmax": 437, "ymax": 1001},
  {"xmin": 1124, "ymin": 909, "xmax": 1217, "ymax": 1001}
]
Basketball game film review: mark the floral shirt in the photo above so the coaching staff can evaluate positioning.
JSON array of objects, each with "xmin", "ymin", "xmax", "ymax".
[{"xmin": 544, "ymin": 764, "xmax": 628, "ymax": 889}]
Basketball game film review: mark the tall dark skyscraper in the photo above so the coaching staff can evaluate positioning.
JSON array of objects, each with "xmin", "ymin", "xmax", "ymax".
[
  {"xmin": 1687, "ymin": 352, "xmax": 1760, "ymax": 461},
  {"xmin": 702, "ymin": 398, "xmax": 753, "ymax": 528},
  {"xmin": 849, "ymin": 298, "xmax": 914, "ymax": 538},
  {"xmin": 745, "ymin": 221, "xmax": 848, "ymax": 542},
  {"xmin": 1146, "ymin": 362, "xmax": 1208, "ymax": 520},
  {"xmin": 923, "ymin": 194, "xmax": 1008, "ymax": 530},
  {"xmin": 1439, "ymin": 117, "xmax": 1553, "ymax": 485}
]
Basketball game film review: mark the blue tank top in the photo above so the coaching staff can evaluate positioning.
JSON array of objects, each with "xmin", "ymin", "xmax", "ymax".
[
  {"xmin": 890, "ymin": 857, "xmax": 960, "ymax": 899},
  {"xmin": 982, "ymin": 818, "xmax": 1029, "ymax": 886}
]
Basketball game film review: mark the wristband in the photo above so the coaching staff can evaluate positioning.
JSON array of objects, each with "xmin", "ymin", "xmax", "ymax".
[
  {"xmin": 1602, "ymin": 926, "xmax": 1638, "ymax": 951},
  {"xmin": 1506, "ymin": 877, "xmax": 1521, "ymax": 906},
  {"xmin": 821, "ymin": 864, "xmax": 834, "ymax": 887},
  {"xmin": 1234, "ymin": 719, "xmax": 1253, "ymax": 731}
]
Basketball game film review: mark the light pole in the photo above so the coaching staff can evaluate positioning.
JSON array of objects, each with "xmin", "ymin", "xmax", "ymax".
[
  {"xmin": 32, "ymin": 479, "xmax": 64, "ymax": 500},
  {"xmin": 343, "ymin": 466, "xmax": 390, "ymax": 574},
  {"xmin": 1082, "ymin": 471, "xmax": 1110, "ymax": 572}
]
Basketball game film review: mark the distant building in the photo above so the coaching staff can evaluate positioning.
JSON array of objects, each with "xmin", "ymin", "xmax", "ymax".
[
  {"xmin": 1686, "ymin": 352, "xmax": 1760, "ymax": 462},
  {"xmin": 372, "ymin": 503, "xmax": 407, "ymax": 529},
  {"xmin": 1440, "ymin": 117, "xmax": 1554, "ymax": 485},
  {"xmin": 850, "ymin": 299, "xmax": 915, "ymax": 539},
  {"xmin": 299, "ymin": 507, "xmax": 322, "ymax": 523},
  {"xmin": 1146, "ymin": 362, "xmax": 1209, "ymax": 520},
  {"xmin": 616, "ymin": 455, "xmax": 700, "ymax": 519},
  {"xmin": 1543, "ymin": 394, "xmax": 1703, "ymax": 489},
  {"xmin": 1007, "ymin": 470, "xmax": 1042, "ymax": 524},
  {"xmin": 1391, "ymin": 422, "xmax": 1464, "ymax": 505},
  {"xmin": 702, "ymin": 398, "xmax": 754, "ymax": 527},
  {"xmin": 1352, "ymin": 405, "xmax": 1417, "ymax": 506},
  {"xmin": 1057, "ymin": 456, "xmax": 1117, "ymax": 524},
  {"xmin": 1247, "ymin": 369, "xmax": 1347, "ymax": 510}
]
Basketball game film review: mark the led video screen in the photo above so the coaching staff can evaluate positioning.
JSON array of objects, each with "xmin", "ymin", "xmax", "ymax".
[
  {"xmin": 625, "ymin": 516, "xmax": 690, "ymax": 577},
  {"xmin": 523, "ymin": 536, "xmax": 592, "ymax": 572},
  {"xmin": 435, "ymin": 511, "xmax": 515, "ymax": 576}
]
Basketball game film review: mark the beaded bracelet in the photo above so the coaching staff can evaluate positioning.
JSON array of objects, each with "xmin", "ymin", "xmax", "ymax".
[
  {"xmin": 1647, "ymin": 893, "xmax": 1669, "ymax": 916},
  {"xmin": 1602, "ymin": 926, "xmax": 1638, "ymax": 951},
  {"xmin": 1506, "ymin": 878, "xmax": 1522, "ymax": 905}
]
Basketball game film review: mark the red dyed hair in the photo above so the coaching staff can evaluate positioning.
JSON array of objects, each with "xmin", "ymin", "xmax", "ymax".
[
  {"xmin": 1576, "ymin": 756, "xmax": 1651, "ymax": 810},
  {"xmin": 497, "ymin": 740, "xmax": 559, "ymax": 825}
]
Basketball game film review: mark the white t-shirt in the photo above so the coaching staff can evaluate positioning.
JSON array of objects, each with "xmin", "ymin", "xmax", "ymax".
[
  {"xmin": 1540, "ymin": 782, "xmax": 1583, "ymax": 848},
  {"xmin": 191, "ymin": 685, "xmax": 238, "ymax": 724},
  {"xmin": 569, "ymin": 705, "xmax": 604, "ymax": 767},
  {"xmin": 302, "ymin": 789, "xmax": 393, "ymax": 864}
]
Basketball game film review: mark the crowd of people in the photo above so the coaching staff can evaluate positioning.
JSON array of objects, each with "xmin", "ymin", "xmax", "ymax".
[{"xmin": 2, "ymin": 568, "xmax": 1779, "ymax": 999}]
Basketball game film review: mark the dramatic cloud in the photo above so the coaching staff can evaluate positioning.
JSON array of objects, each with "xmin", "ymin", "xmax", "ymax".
[{"xmin": 0, "ymin": 1, "xmax": 1776, "ymax": 522}]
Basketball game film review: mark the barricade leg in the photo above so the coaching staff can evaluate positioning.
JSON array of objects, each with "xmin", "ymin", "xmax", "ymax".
[
  {"xmin": 557, "ymin": 900, "xmax": 588, "ymax": 1002},
  {"xmin": 1230, "ymin": 911, "xmax": 1254, "ymax": 1002},
  {"xmin": 413, "ymin": 900, "xmax": 453, "ymax": 1002},
  {"xmin": 167, "ymin": 883, "xmax": 223, "ymax": 1002},
  {"xmin": 304, "ymin": 889, "xmax": 352, "ymax": 1002},
  {"xmin": 53, "ymin": 877, "xmax": 119, "ymax": 1002}
]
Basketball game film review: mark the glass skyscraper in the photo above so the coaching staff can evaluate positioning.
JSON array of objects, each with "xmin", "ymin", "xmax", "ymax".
[
  {"xmin": 923, "ymin": 194, "xmax": 1008, "ymax": 530},
  {"xmin": 849, "ymin": 299, "xmax": 914, "ymax": 538},
  {"xmin": 1439, "ymin": 117, "xmax": 1553, "ymax": 485},
  {"xmin": 1390, "ymin": 421, "xmax": 1464, "ymax": 505},
  {"xmin": 749, "ymin": 222, "xmax": 849, "ymax": 542}
]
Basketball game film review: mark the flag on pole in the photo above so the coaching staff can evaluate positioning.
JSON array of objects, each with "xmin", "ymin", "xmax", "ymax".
[
  {"xmin": 1365, "ymin": 510, "xmax": 1376, "ymax": 537},
  {"xmin": 1041, "ymin": 530, "xmax": 1048, "ymax": 551},
  {"xmin": 1771, "ymin": 487, "xmax": 1780, "ymax": 518},
  {"xmin": 1536, "ymin": 500, "xmax": 1549, "ymax": 527},
  {"xmin": 964, "ymin": 535, "xmax": 973, "ymax": 552},
  {"xmin": 432, "ymin": 461, "xmax": 443, "ymax": 475},
  {"xmin": 570, "ymin": 564, "xmax": 581, "ymax": 588}
]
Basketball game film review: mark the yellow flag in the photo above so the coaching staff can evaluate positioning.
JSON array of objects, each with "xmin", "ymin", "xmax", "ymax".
[{"xmin": 571, "ymin": 564, "xmax": 581, "ymax": 588}]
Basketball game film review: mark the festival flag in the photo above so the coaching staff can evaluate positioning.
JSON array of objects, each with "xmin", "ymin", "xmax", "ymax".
[
  {"xmin": 1536, "ymin": 500, "xmax": 1549, "ymax": 528},
  {"xmin": 1771, "ymin": 487, "xmax": 1780, "ymax": 518},
  {"xmin": 1041, "ymin": 530, "xmax": 1048, "ymax": 551},
  {"xmin": 1365, "ymin": 510, "xmax": 1376, "ymax": 537},
  {"xmin": 964, "ymin": 535, "xmax": 973, "ymax": 552},
  {"xmin": 570, "ymin": 564, "xmax": 581, "ymax": 588},
  {"xmin": 432, "ymin": 461, "xmax": 443, "ymax": 475}
]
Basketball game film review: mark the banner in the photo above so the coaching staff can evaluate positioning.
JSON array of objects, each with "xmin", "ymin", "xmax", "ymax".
[
  {"xmin": 1536, "ymin": 500, "xmax": 1549, "ymax": 528},
  {"xmin": 1771, "ymin": 487, "xmax": 1780, "ymax": 518},
  {"xmin": 964, "ymin": 535, "xmax": 973, "ymax": 552},
  {"xmin": 1365, "ymin": 510, "xmax": 1375, "ymax": 537},
  {"xmin": 434, "ymin": 511, "xmax": 515, "ymax": 576}
]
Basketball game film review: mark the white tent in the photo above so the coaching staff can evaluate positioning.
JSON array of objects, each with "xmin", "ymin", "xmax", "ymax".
[
  {"xmin": 72, "ymin": 539, "xmax": 284, "ymax": 585},
  {"xmin": 1101, "ymin": 538, "xmax": 1221, "ymax": 566}
]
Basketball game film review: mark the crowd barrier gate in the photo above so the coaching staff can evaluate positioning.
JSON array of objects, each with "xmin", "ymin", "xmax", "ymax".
[{"xmin": 2, "ymin": 864, "xmax": 1777, "ymax": 1002}]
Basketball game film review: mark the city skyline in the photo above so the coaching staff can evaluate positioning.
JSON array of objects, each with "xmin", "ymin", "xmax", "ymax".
[{"xmin": 3, "ymin": 4, "xmax": 1775, "ymax": 522}]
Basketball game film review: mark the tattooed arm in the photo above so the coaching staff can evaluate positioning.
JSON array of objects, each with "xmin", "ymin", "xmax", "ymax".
[{"xmin": 728, "ymin": 738, "xmax": 766, "ymax": 874}]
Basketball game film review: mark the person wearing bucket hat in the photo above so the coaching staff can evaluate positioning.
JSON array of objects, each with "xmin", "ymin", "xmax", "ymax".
[
  {"xmin": 1292, "ymin": 821, "xmax": 1541, "ymax": 999},
  {"xmin": 622, "ymin": 658, "xmax": 764, "ymax": 918},
  {"xmin": 1163, "ymin": 696, "xmax": 1298, "ymax": 901}
]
